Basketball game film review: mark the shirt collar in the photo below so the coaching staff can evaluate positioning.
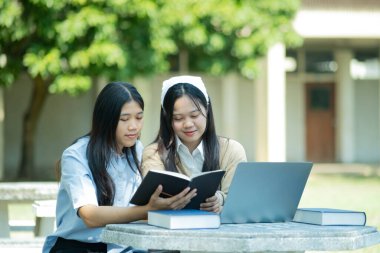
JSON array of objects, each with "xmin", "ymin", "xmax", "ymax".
[
  {"xmin": 175, "ymin": 136, "xmax": 204, "ymax": 157},
  {"xmin": 111, "ymin": 148, "xmax": 126, "ymax": 159}
]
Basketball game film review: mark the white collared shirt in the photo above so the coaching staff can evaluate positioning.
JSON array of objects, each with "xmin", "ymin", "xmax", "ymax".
[
  {"xmin": 176, "ymin": 136, "xmax": 204, "ymax": 176},
  {"xmin": 42, "ymin": 136, "xmax": 143, "ymax": 253}
]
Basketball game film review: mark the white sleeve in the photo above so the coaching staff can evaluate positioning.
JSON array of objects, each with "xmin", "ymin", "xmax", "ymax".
[{"xmin": 60, "ymin": 148, "xmax": 99, "ymax": 210}]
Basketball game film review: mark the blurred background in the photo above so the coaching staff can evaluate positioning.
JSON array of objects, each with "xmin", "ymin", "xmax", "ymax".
[
  {"xmin": 1, "ymin": 0, "xmax": 380, "ymax": 180},
  {"xmin": 0, "ymin": 0, "xmax": 379, "ymax": 252}
]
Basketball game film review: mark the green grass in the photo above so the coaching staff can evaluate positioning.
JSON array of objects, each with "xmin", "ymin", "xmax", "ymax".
[
  {"xmin": 299, "ymin": 173, "xmax": 380, "ymax": 253},
  {"xmin": 8, "ymin": 173, "xmax": 380, "ymax": 252}
]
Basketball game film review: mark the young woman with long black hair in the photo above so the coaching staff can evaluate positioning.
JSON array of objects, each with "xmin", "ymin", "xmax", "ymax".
[
  {"xmin": 43, "ymin": 82, "xmax": 196, "ymax": 253},
  {"xmin": 142, "ymin": 76, "xmax": 247, "ymax": 213}
]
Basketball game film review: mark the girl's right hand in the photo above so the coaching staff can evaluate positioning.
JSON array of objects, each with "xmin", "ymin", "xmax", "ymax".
[{"xmin": 147, "ymin": 185, "xmax": 197, "ymax": 210}]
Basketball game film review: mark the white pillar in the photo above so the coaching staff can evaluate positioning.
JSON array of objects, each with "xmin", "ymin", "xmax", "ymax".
[
  {"xmin": 267, "ymin": 43, "xmax": 286, "ymax": 161},
  {"xmin": 255, "ymin": 43, "xmax": 287, "ymax": 161},
  {"xmin": 297, "ymin": 49, "xmax": 307, "ymax": 161},
  {"xmin": 221, "ymin": 74, "xmax": 238, "ymax": 139},
  {"xmin": 335, "ymin": 49, "xmax": 355, "ymax": 162},
  {"xmin": 255, "ymin": 59, "xmax": 268, "ymax": 161}
]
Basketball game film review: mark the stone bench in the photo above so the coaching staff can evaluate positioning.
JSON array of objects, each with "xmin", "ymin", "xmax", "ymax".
[
  {"xmin": 0, "ymin": 237, "xmax": 45, "ymax": 252},
  {"xmin": 33, "ymin": 199, "xmax": 56, "ymax": 236},
  {"xmin": 9, "ymin": 219, "xmax": 35, "ymax": 232},
  {"xmin": 0, "ymin": 182, "xmax": 58, "ymax": 237}
]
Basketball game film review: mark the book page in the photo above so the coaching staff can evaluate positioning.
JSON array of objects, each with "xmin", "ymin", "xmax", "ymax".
[
  {"xmin": 150, "ymin": 169, "xmax": 190, "ymax": 181},
  {"xmin": 191, "ymin": 169, "xmax": 224, "ymax": 179}
]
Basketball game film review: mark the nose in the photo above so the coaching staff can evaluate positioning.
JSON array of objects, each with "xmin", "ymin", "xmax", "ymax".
[
  {"xmin": 183, "ymin": 118, "xmax": 194, "ymax": 128},
  {"xmin": 128, "ymin": 120, "xmax": 137, "ymax": 131}
]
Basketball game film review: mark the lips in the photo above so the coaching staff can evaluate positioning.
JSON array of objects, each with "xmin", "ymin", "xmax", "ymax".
[
  {"xmin": 126, "ymin": 134, "xmax": 138, "ymax": 139},
  {"xmin": 183, "ymin": 130, "xmax": 196, "ymax": 137}
]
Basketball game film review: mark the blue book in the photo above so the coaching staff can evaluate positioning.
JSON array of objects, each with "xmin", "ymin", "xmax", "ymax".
[
  {"xmin": 293, "ymin": 208, "xmax": 366, "ymax": 226},
  {"xmin": 148, "ymin": 209, "xmax": 220, "ymax": 229}
]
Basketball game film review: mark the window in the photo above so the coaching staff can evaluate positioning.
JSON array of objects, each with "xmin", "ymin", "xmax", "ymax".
[
  {"xmin": 351, "ymin": 50, "xmax": 380, "ymax": 79},
  {"xmin": 310, "ymin": 87, "xmax": 330, "ymax": 111},
  {"xmin": 305, "ymin": 51, "xmax": 337, "ymax": 73}
]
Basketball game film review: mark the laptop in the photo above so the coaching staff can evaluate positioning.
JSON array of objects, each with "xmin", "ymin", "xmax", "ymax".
[{"xmin": 220, "ymin": 162, "xmax": 313, "ymax": 224}]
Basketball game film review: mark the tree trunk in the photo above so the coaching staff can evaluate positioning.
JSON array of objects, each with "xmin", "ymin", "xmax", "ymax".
[
  {"xmin": 18, "ymin": 75, "xmax": 49, "ymax": 180},
  {"xmin": 179, "ymin": 49, "xmax": 189, "ymax": 73}
]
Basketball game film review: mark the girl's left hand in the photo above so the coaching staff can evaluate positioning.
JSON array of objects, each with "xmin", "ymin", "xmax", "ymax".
[
  {"xmin": 200, "ymin": 194, "xmax": 222, "ymax": 213},
  {"xmin": 147, "ymin": 185, "xmax": 197, "ymax": 210}
]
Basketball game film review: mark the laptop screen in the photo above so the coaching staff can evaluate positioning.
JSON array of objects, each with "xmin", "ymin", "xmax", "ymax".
[{"xmin": 220, "ymin": 162, "xmax": 313, "ymax": 224}]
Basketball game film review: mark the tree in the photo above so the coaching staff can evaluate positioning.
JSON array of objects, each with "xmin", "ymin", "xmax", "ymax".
[{"xmin": 0, "ymin": 0, "xmax": 301, "ymax": 179}]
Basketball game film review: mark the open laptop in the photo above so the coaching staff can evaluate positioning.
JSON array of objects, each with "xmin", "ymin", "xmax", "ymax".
[{"xmin": 220, "ymin": 162, "xmax": 313, "ymax": 224}]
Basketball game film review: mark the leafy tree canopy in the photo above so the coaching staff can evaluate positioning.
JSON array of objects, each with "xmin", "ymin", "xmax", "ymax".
[{"xmin": 0, "ymin": 0, "xmax": 301, "ymax": 94}]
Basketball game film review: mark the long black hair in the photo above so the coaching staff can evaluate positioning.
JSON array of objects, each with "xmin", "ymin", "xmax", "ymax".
[
  {"xmin": 156, "ymin": 83, "xmax": 220, "ymax": 172},
  {"xmin": 87, "ymin": 82, "xmax": 144, "ymax": 206}
]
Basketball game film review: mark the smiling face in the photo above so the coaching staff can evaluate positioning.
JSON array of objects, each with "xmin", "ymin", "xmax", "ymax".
[
  {"xmin": 172, "ymin": 95, "xmax": 207, "ymax": 152},
  {"xmin": 115, "ymin": 100, "xmax": 144, "ymax": 153}
]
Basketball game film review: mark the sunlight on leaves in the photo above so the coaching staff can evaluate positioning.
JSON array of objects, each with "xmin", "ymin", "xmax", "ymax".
[{"xmin": 49, "ymin": 74, "xmax": 91, "ymax": 96}]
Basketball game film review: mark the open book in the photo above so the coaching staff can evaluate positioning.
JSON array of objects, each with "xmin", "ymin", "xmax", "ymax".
[{"xmin": 130, "ymin": 169, "xmax": 225, "ymax": 209}]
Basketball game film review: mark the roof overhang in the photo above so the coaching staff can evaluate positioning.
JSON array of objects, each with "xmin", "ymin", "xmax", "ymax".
[{"xmin": 293, "ymin": 9, "xmax": 380, "ymax": 39}]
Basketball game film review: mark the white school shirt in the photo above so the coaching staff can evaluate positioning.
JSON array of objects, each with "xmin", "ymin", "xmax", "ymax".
[
  {"xmin": 42, "ymin": 136, "xmax": 142, "ymax": 253},
  {"xmin": 176, "ymin": 137, "xmax": 224, "ymax": 205},
  {"xmin": 176, "ymin": 137, "xmax": 204, "ymax": 176}
]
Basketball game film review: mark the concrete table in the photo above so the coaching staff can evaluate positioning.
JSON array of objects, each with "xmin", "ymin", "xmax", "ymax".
[
  {"xmin": 0, "ymin": 182, "xmax": 58, "ymax": 237},
  {"xmin": 101, "ymin": 222, "xmax": 380, "ymax": 252}
]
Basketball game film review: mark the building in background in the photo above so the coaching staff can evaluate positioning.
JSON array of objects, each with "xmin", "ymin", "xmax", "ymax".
[
  {"xmin": 288, "ymin": 0, "xmax": 380, "ymax": 163},
  {"xmin": 1, "ymin": 0, "xmax": 380, "ymax": 179}
]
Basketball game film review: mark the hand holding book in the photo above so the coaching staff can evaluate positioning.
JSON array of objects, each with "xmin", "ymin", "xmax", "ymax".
[
  {"xmin": 146, "ymin": 184, "xmax": 197, "ymax": 211},
  {"xmin": 130, "ymin": 169, "xmax": 225, "ymax": 209}
]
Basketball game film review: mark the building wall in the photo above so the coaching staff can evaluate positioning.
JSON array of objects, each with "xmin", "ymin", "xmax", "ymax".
[
  {"xmin": 4, "ymin": 74, "xmax": 94, "ymax": 179},
  {"xmin": 3, "ymin": 69, "xmax": 380, "ymax": 179},
  {"xmin": 3, "ymin": 73, "xmax": 255, "ymax": 180},
  {"xmin": 354, "ymin": 80, "xmax": 380, "ymax": 162},
  {"xmin": 286, "ymin": 76, "xmax": 306, "ymax": 161},
  {"xmin": 285, "ymin": 71, "xmax": 380, "ymax": 163}
]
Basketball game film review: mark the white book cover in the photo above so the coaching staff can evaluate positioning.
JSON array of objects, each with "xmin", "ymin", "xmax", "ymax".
[
  {"xmin": 293, "ymin": 208, "xmax": 366, "ymax": 226},
  {"xmin": 148, "ymin": 209, "xmax": 220, "ymax": 229}
]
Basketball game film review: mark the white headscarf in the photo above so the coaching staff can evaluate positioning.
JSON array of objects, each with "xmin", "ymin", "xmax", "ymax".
[{"xmin": 161, "ymin": 75, "xmax": 209, "ymax": 106}]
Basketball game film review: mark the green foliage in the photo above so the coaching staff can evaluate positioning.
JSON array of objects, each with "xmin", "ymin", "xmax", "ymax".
[
  {"xmin": 150, "ymin": 0, "xmax": 302, "ymax": 79},
  {"xmin": 0, "ymin": 0, "xmax": 301, "ymax": 94},
  {"xmin": 49, "ymin": 75, "xmax": 91, "ymax": 96},
  {"xmin": 24, "ymin": 48, "xmax": 62, "ymax": 78}
]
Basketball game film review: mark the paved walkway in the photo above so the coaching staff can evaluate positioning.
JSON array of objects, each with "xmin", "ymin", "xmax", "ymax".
[{"xmin": 0, "ymin": 237, "xmax": 45, "ymax": 252}]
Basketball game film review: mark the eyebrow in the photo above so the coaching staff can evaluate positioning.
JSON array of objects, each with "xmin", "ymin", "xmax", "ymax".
[
  {"xmin": 120, "ymin": 111, "xmax": 143, "ymax": 116},
  {"xmin": 173, "ymin": 109, "xmax": 200, "ymax": 116}
]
